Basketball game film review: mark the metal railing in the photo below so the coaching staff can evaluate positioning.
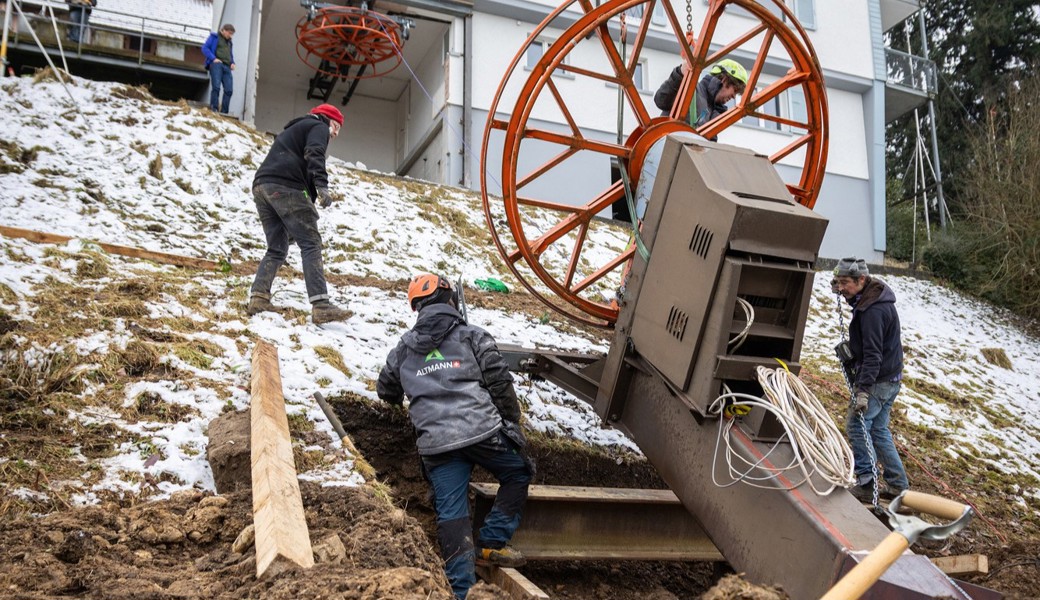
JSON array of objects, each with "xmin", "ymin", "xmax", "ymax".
[
  {"xmin": 885, "ymin": 47, "xmax": 937, "ymax": 97},
  {"xmin": 4, "ymin": 0, "xmax": 209, "ymax": 69}
]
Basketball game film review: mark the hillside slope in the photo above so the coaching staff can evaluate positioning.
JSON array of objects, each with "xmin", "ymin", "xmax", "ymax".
[{"xmin": 1, "ymin": 73, "xmax": 1038, "ymax": 598}]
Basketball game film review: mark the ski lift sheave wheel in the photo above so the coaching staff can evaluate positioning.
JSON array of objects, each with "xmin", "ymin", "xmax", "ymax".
[
  {"xmin": 295, "ymin": 6, "xmax": 405, "ymax": 79},
  {"xmin": 480, "ymin": 0, "xmax": 829, "ymax": 327}
]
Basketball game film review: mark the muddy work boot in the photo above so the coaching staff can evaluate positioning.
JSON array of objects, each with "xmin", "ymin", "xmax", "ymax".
[
  {"xmin": 311, "ymin": 301, "xmax": 352, "ymax": 324},
  {"xmin": 476, "ymin": 545, "xmax": 526, "ymax": 568},
  {"xmin": 247, "ymin": 296, "xmax": 287, "ymax": 316}
]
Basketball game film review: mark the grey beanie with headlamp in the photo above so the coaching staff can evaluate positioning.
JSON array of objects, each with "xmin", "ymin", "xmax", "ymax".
[{"xmin": 834, "ymin": 257, "xmax": 869, "ymax": 278}]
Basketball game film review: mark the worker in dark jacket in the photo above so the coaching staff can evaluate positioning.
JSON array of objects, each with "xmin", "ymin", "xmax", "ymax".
[
  {"xmin": 248, "ymin": 104, "xmax": 351, "ymax": 325},
  {"xmin": 654, "ymin": 58, "xmax": 747, "ymax": 139},
  {"xmin": 377, "ymin": 274, "xmax": 532, "ymax": 600},
  {"xmin": 616, "ymin": 58, "xmax": 749, "ymax": 222},
  {"xmin": 834, "ymin": 257, "xmax": 910, "ymax": 502}
]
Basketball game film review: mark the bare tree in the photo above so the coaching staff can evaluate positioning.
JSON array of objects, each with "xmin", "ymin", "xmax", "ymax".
[{"xmin": 959, "ymin": 73, "xmax": 1040, "ymax": 318}]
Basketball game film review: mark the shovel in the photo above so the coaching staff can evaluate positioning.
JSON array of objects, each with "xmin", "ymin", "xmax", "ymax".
[{"xmin": 820, "ymin": 491, "xmax": 974, "ymax": 600}]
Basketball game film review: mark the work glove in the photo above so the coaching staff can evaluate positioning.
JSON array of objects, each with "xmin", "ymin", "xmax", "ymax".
[
  {"xmin": 316, "ymin": 187, "xmax": 334, "ymax": 208},
  {"xmin": 853, "ymin": 392, "xmax": 870, "ymax": 414}
]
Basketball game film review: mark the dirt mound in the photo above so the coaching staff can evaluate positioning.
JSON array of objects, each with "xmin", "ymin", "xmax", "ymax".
[{"xmin": 0, "ymin": 483, "xmax": 458, "ymax": 600}]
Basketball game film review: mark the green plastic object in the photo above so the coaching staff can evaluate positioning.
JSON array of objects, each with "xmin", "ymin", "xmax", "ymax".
[{"xmin": 475, "ymin": 278, "xmax": 509, "ymax": 293}]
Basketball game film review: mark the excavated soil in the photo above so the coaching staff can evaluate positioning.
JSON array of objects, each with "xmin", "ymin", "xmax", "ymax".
[{"xmin": 0, "ymin": 390, "xmax": 1031, "ymax": 599}]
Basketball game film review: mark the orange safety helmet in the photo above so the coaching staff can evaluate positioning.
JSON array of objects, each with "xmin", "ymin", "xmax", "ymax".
[{"xmin": 407, "ymin": 273, "xmax": 453, "ymax": 311}]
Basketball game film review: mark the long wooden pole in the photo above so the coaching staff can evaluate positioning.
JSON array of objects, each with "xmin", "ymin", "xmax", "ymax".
[
  {"xmin": 250, "ymin": 340, "xmax": 314, "ymax": 577},
  {"xmin": 0, "ymin": 225, "xmax": 220, "ymax": 270}
]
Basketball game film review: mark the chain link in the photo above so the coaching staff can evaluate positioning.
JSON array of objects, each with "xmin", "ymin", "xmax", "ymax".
[{"xmin": 686, "ymin": 0, "xmax": 693, "ymax": 34}]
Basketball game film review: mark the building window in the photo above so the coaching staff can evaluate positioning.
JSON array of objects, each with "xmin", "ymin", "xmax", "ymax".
[
  {"xmin": 526, "ymin": 38, "xmax": 572, "ymax": 76},
  {"xmin": 741, "ymin": 86, "xmax": 808, "ymax": 134},
  {"xmin": 792, "ymin": 0, "xmax": 815, "ymax": 29},
  {"xmin": 651, "ymin": 3, "xmax": 668, "ymax": 27},
  {"xmin": 742, "ymin": 88, "xmax": 782, "ymax": 131},
  {"xmin": 711, "ymin": 0, "xmax": 816, "ymax": 30},
  {"xmin": 526, "ymin": 40, "xmax": 544, "ymax": 70},
  {"xmin": 125, "ymin": 35, "xmax": 156, "ymax": 55},
  {"xmin": 633, "ymin": 60, "xmax": 646, "ymax": 91}
]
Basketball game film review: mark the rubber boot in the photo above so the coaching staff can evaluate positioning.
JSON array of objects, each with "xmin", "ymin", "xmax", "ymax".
[{"xmin": 312, "ymin": 300, "xmax": 352, "ymax": 324}]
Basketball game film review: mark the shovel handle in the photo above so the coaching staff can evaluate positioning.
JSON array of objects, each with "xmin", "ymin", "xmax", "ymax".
[
  {"xmin": 820, "ymin": 533, "xmax": 909, "ymax": 600},
  {"xmin": 899, "ymin": 491, "xmax": 967, "ymax": 520}
]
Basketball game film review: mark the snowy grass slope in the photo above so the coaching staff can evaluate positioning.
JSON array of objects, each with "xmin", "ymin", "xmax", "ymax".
[{"xmin": 1, "ymin": 74, "xmax": 1038, "ymax": 528}]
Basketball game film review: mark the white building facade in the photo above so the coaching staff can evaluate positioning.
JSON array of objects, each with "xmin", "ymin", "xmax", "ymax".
[{"xmin": 225, "ymin": 0, "xmax": 932, "ymax": 261}]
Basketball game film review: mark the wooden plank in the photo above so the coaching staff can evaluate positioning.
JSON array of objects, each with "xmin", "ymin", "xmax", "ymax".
[
  {"xmin": 0, "ymin": 225, "xmax": 220, "ymax": 270},
  {"xmin": 471, "ymin": 483, "xmax": 723, "ymax": 562},
  {"xmin": 930, "ymin": 554, "xmax": 989, "ymax": 576},
  {"xmin": 476, "ymin": 565, "xmax": 550, "ymax": 600},
  {"xmin": 250, "ymin": 340, "xmax": 314, "ymax": 578}
]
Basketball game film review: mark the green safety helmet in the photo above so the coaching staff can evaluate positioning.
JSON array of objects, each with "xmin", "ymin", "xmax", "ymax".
[{"xmin": 710, "ymin": 59, "xmax": 749, "ymax": 87}]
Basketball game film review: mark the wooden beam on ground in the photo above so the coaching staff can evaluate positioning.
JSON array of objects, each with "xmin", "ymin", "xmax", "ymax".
[
  {"xmin": 476, "ymin": 565, "xmax": 550, "ymax": 600},
  {"xmin": 251, "ymin": 340, "xmax": 314, "ymax": 578},
  {"xmin": 0, "ymin": 225, "xmax": 220, "ymax": 270},
  {"xmin": 930, "ymin": 554, "xmax": 989, "ymax": 577}
]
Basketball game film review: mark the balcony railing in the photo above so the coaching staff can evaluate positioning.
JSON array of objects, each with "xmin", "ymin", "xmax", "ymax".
[
  {"xmin": 4, "ymin": 0, "xmax": 209, "ymax": 71},
  {"xmin": 885, "ymin": 47, "xmax": 936, "ymax": 97}
]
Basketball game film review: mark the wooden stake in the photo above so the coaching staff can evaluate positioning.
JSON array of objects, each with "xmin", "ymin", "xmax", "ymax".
[
  {"xmin": 476, "ymin": 565, "xmax": 550, "ymax": 600},
  {"xmin": 0, "ymin": 225, "xmax": 220, "ymax": 270},
  {"xmin": 250, "ymin": 340, "xmax": 314, "ymax": 578}
]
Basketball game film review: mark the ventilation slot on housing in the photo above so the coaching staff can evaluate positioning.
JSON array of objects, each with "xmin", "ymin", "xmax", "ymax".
[
  {"xmin": 688, "ymin": 224, "xmax": 713, "ymax": 260},
  {"xmin": 743, "ymin": 294, "xmax": 785, "ymax": 310},
  {"xmin": 666, "ymin": 305, "xmax": 689, "ymax": 341}
]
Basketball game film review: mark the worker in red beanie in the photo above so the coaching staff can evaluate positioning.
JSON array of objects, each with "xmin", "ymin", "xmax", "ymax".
[{"xmin": 247, "ymin": 104, "xmax": 351, "ymax": 325}]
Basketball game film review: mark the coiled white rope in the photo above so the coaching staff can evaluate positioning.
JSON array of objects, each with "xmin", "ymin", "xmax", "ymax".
[{"xmin": 710, "ymin": 366, "xmax": 856, "ymax": 496}]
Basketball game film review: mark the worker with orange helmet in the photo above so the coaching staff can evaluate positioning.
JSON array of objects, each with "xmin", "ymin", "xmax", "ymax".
[
  {"xmin": 247, "ymin": 103, "xmax": 351, "ymax": 325},
  {"xmin": 377, "ymin": 274, "xmax": 532, "ymax": 599}
]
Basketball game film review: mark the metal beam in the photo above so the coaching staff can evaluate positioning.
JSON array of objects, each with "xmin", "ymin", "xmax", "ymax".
[{"xmin": 471, "ymin": 483, "xmax": 723, "ymax": 562}]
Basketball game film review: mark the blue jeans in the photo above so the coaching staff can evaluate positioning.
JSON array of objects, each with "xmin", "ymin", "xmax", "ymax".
[
  {"xmin": 208, "ymin": 62, "xmax": 233, "ymax": 113},
  {"xmin": 846, "ymin": 381, "xmax": 909, "ymax": 491},
  {"xmin": 249, "ymin": 183, "xmax": 329, "ymax": 303},
  {"xmin": 423, "ymin": 431, "xmax": 531, "ymax": 600},
  {"xmin": 67, "ymin": 6, "xmax": 89, "ymax": 43}
]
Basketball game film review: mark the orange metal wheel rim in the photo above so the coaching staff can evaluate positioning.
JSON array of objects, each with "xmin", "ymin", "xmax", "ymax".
[
  {"xmin": 296, "ymin": 7, "xmax": 404, "ymax": 79},
  {"xmin": 480, "ymin": 0, "xmax": 828, "ymax": 326}
]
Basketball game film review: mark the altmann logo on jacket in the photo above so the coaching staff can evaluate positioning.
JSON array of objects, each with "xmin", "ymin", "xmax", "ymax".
[{"xmin": 417, "ymin": 348, "xmax": 461, "ymax": 377}]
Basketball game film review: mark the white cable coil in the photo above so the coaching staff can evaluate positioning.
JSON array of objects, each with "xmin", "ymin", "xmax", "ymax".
[{"xmin": 710, "ymin": 365, "xmax": 856, "ymax": 495}]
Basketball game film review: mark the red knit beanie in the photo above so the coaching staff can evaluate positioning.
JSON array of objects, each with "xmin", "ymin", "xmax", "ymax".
[{"xmin": 310, "ymin": 104, "xmax": 343, "ymax": 125}]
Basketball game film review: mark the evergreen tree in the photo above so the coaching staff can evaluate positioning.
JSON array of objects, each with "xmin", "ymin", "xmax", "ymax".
[{"xmin": 886, "ymin": 0, "xmax": 1040, "ymax": 216}]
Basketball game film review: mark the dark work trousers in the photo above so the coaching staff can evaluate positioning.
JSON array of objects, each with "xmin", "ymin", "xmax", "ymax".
[
  {"xmin": 67, "ymin": 6, "xmax": 90, "ymax": 43},
  {"xmin": 249, "ymin": 183, "xmax": 330, "ymax": 303},
  {"xmin": 422, "ymin": 431, "xmax": 531, "ymax": 600},
  {"xmin": 208, "ymin": 62, "xmax": 233, "ymax": 113}
]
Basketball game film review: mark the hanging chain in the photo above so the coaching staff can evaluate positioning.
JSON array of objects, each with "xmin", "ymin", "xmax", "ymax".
[{"xmin": 686, "ymin": 0, "xmax": 693, "ymax": 35}]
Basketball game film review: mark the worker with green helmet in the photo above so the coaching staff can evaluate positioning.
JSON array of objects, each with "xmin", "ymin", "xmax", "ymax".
[
  {"xmin": 614, "ymin": 57, "xmax": 749, "ymax": 223},
  {"xmin": 654, "ymin": 57, "xmax": 748, "ymax": 141}
]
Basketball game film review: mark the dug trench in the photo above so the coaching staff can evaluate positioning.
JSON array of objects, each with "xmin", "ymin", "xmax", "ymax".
[{"xmin": 327, "ymin": 392, "xmax": 787, "ymax": 600}]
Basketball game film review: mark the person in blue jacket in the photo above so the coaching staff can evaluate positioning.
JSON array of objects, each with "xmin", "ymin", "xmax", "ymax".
[
  {"xmin": 202, "ymin": 24, "xmax": 236, "ymax": 114},
  {"xmin": 834, "ymin": 257, "xmax": 910, "ymax": 503},
  {"xmin": 377, "ymin": 274, "xmax": 533, "ymax": 599}
]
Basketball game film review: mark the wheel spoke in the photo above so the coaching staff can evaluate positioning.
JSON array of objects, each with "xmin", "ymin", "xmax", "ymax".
[
  {"xmin": 574, "ymin": 245, "xmax": 635, "ymax": 294},
  {"xmin": 528, "ymin": 181, "xmax": 625, "ymax": 257},
  {"xmin": 517, "ymin": 147, "xmax": 581, "ymax": 190},
  {"xmin": 563, "ymin": 223, "xmax": 591, "ymax": 288},
  {"xmin": 523, "ymin": 127, "xmax": 632, "ymax": 158},
  {"xmin": 771, "ymin": 133, "xmax": 812, "ymax": 163}
]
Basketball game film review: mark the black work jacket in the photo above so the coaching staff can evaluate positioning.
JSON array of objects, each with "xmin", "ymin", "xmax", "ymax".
[{"xmin": 253, "ymin": 115, "xmax": 331, "ymax": 201}]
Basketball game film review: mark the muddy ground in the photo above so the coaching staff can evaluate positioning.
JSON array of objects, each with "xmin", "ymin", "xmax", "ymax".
[{"xmin": 0, "ymin": 385, "xmax": 1034, "ymax": 599}]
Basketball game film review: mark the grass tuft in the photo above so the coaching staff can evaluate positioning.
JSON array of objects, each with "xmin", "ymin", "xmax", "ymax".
[
  {"xmin": 980, "ymin": 347, "xmax": 1013, "ymax": 370},
  {"xmin": 314, "ymin": 345, "xmax": 352, "ymax": 377}
]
